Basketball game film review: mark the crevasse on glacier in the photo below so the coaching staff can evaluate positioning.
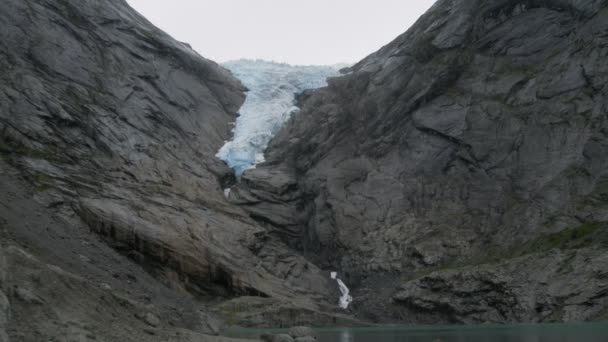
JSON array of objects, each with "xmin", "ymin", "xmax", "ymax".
[{"xmin": 217, "ymin": 59, "xmax": 343, "ymax": 176}]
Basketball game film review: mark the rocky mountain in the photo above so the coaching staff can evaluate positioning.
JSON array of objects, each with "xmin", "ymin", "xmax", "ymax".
[
  {"xmin": 0, "ymin": 0, "xmax": 352, "ymax": 340},
  {"xmin": 1, "ymin": 0, "xmax": 608, "ymax": 340},
  {"xmin": 233, "ymin": 0, "xmax": 608, "ymax": 324}
]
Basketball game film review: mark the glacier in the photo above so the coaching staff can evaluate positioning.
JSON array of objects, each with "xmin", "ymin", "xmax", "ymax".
[{"xmin": 217, "ymin": 59, "xmax": 343, "ymax": 176}]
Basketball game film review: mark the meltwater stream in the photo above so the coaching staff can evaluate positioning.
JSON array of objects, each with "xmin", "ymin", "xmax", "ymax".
[
  {"xmin": 331, "ymin": 272, "xmax": 353, "ymax": 309},
  {"xmin": 217, "ymin": 60, "xmax": 342, "ymax": 176}
]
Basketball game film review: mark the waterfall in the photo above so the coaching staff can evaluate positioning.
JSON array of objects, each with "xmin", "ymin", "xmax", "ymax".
[{"xmin": 331, "ymin": 272, "xmax": 353, "ymax": 309}]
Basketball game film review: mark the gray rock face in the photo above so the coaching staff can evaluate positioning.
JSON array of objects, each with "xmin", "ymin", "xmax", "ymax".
[
  {"xmin": 234, "ymin": 0, "xmax": 608, "ymax": 322},
  {"xmin": 198, "ymin": 311, "xmax": 223, "ymax": 336},
  {"xmin": 13, "ymin": 288, "xmax": 43, "ymax": 305},
  {"xmin": 0, "ymin": 0, "xmax": 337, "ymax": 335},
  {"xmin": 0, "ymin": 238, "xmax": 263, "ymax": 342},
  {"xmin": 395, "ymin": 247, "xmax": 608, "ymax": 323},
  {"xmin": 0, "ymin": 290, "xmax": 8, "ymax": 342}
]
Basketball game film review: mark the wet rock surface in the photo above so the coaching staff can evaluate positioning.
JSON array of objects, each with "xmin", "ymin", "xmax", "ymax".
[
  {"xmin": 288, "ymin": 326, "xmax": 316, "ymax": 338},
  {"xmin": 294, "ymin": 338, "xmax": 316, "ymax": 342},
  {"xmin": 213, "ymin": 296, "xmax": 362, "ymax": 328},
  {"xmin": 259, "ymin": 326, "xmax": 317, "ymax": 342},
  {"xmin": 235, "ymin": 0, "xmax": 608, "ymax": 323}
]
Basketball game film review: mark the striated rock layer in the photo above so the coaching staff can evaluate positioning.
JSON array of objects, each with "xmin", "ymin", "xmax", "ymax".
[{"xmin": 234, "ymin": 0, "xmax": 608, "ymax": 323}]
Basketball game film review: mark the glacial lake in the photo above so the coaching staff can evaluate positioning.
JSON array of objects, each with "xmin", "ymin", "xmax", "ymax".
[{"xmin": 226, "ymin": 322, "xmax": 608, "ymax": 341}]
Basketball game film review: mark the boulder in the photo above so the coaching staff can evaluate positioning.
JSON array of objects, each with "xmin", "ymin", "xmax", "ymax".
[
  {"xmin": 274, "ymin": 334, "xmax": 295, "ymax": 342},
  {"xmin": 143, "ymin": 313, "xmax": 161, "ymax": 328},
  {"xmin": 260, "ymin": 333, "xmax": 276, "ymax": 342},
  {"xmin": 288, "ymin": 326, "xmax": 315, "ymax": 338}
]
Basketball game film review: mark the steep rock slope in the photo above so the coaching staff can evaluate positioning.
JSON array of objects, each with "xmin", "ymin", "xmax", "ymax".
[
  {"xmin": 0, "ymin": 0, "xmax": 346, "ymax": 336},
  {"xmin": 0, "ymin": 158, "xmax": 251, "ymax": 342},
  {"xmin": 234, "ymin": 0, "xmax": 608, "ymax": 323}
]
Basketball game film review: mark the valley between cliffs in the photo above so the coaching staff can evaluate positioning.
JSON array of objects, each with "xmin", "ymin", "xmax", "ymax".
[{"xmin": 1, "ymin": 0, "xmax": 608, "ymax": 341}]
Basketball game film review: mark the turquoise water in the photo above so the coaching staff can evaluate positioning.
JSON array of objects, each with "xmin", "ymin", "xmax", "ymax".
[{"xmin": 227, "ymin": 322, "xmax": 608, "ymax": 341}]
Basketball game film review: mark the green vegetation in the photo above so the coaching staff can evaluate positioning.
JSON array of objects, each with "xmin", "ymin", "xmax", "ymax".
[
  {"xmin": 489, "ymin": 58, "xmax": 539, "ymax": 81},
  {"xmin": 401, "ymin": 222, "xmax": 606, "ymax": 283},
  {"xmin": 1, "ymin": 138, "xmax": 59, "ymax": 191},
  {"xmin": 517, "ymin": 222, "xmax": 603, "ymax": 255},
  {"xmin": 0, "ymin": 137, "xmax": 73, "ymax": 164},
  {"xmin": 32, "ymin": 173, "xmax": 52, "ymax": 191},
  {"xmin": 477, "ymin": 222, "xmax": 605, "ymax": 264},
  {"xmin": 221, "ymin": 303, "xmax": 242, "ymax": 326}
]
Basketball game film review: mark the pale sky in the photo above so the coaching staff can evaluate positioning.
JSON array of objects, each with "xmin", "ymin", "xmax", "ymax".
[{"xmin": 126, "ymin": 0, "xmax": 436, "ymax": 65}]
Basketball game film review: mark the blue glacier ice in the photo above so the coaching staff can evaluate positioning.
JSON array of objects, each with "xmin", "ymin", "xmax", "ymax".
[{"xmin": 217, "ymin": 59, "xmax": 344, "ymax": 176}]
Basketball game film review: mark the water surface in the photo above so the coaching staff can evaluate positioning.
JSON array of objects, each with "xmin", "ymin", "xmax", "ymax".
[{"xmin": 228, "ymin": 322, "xmax": 608, "ymax": 341}]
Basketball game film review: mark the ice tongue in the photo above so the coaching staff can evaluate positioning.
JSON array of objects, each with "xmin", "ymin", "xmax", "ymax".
[{"xmin": 216, "ymin": 60, "xmax": 342, "ymax": 176}]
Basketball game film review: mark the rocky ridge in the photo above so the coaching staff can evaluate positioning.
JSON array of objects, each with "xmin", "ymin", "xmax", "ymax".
[
  {"xmin": 0, "ymin": 0, "xmax": 350, "ymax": 339},
  {"xmin": 233, "ymin": 0, "xmax": 608, "ymax": 323}
]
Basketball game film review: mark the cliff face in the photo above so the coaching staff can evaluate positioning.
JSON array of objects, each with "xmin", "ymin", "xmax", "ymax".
[
  {"xmin": 234, "ymin": 0, "xmax": 608, "ymax": 323},
  {"xmin": 0, "ymin": 0, "xmax": 351, "ymax": 340}
]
